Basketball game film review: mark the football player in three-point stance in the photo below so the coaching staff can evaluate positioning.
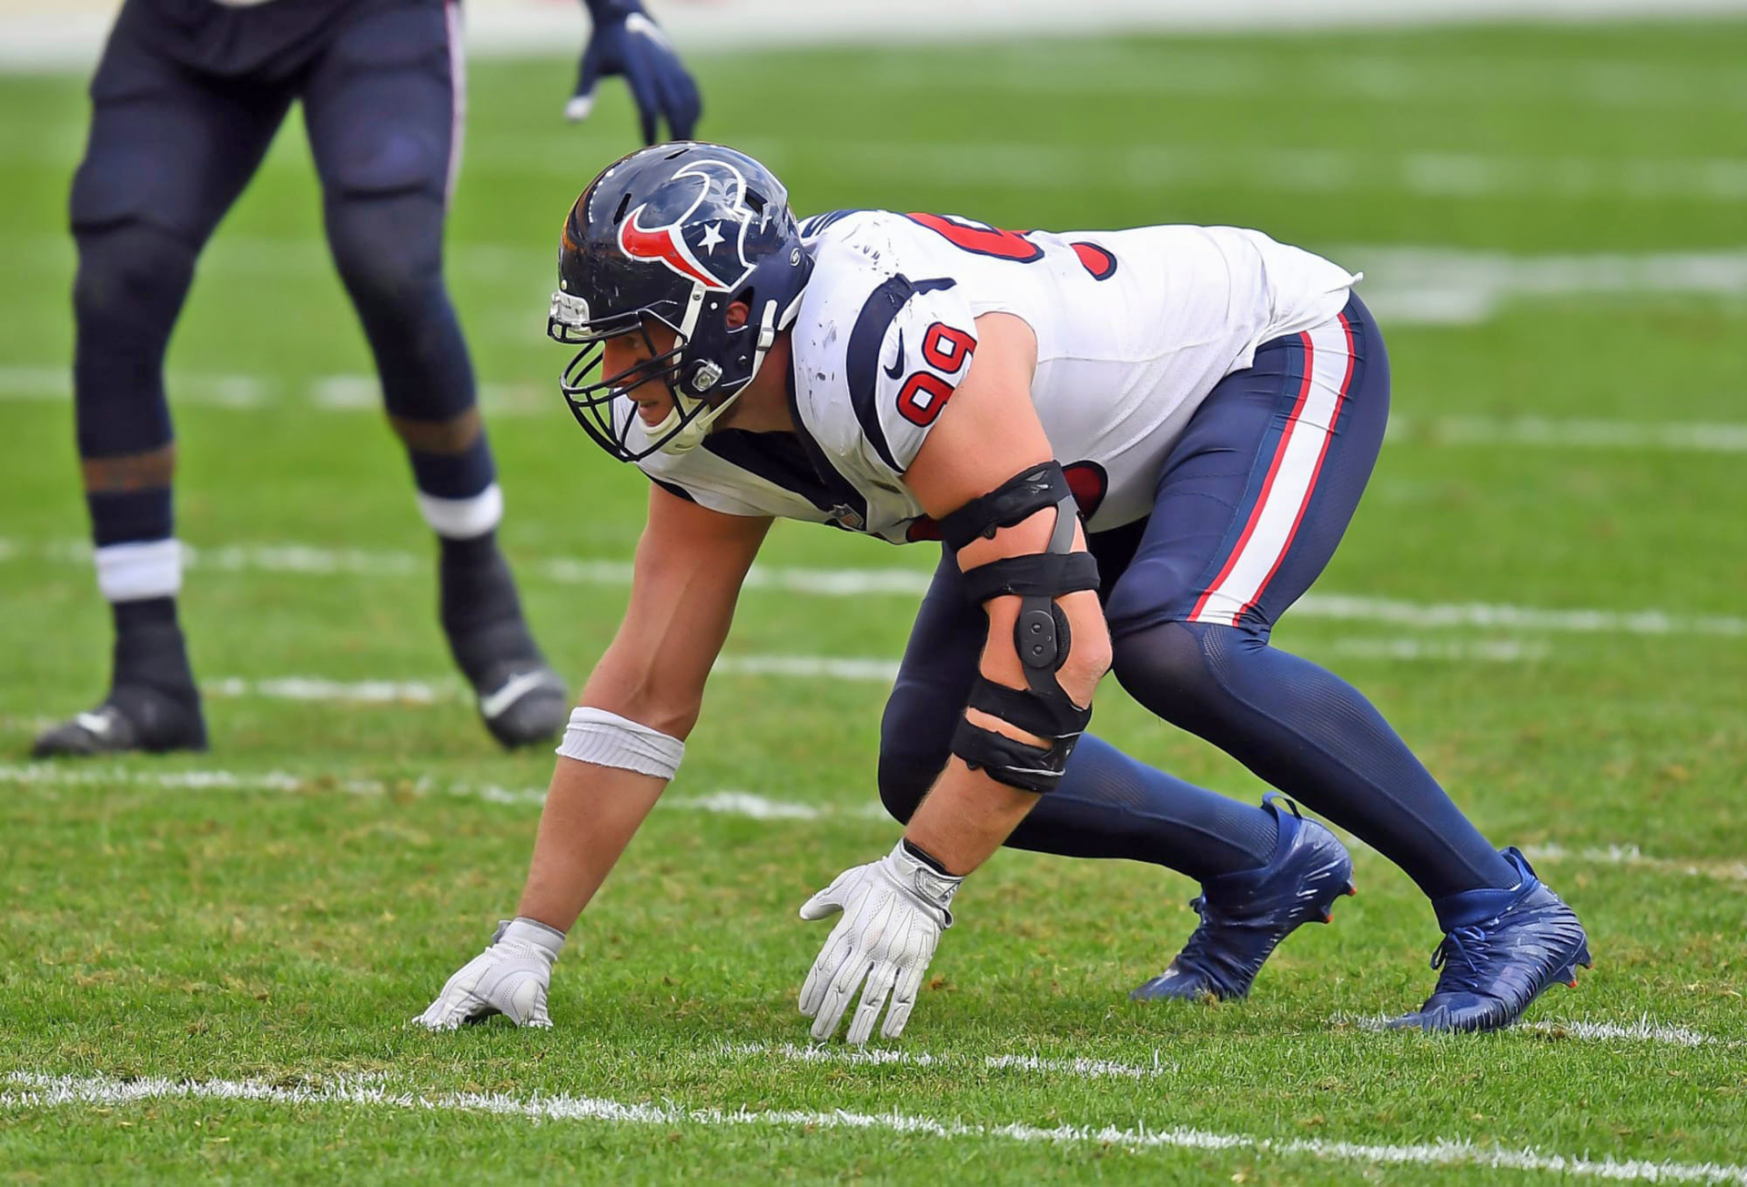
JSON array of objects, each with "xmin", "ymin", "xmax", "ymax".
[
  {"xmin": 415, "ymin": 143, "xmax": 1591, "ymax": 1041},
  {"xmin": 34, "ymin": 0, "xmax": 695, "ymax": 758}
]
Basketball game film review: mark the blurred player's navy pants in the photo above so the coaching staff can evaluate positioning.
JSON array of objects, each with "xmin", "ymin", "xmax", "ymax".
[
  {"xmin": 70, "ymin": 0, "xmax": 488, "ymax": 541},
  {"xmin": 880, "ymin": 294, "xmax": 1519, "ymax": 899}
]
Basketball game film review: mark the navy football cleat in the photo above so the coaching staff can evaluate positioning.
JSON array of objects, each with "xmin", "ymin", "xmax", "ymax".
[
  {"xmin": 32, "ymin": 684, "xmax": 208, "ymax": 758},
  {"xmin": 1386, "ymin": 847, "xmax": 1590, "ymax": 1033},
  {"xmin": 1132, "ymin": 795, "xmax": 1356, "ymax": 1003}
]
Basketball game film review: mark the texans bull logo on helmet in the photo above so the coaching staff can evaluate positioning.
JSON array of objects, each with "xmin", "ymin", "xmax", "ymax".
[{"xmin": 616, "ymin": 159, "xmax": 760, "ymax": 293}]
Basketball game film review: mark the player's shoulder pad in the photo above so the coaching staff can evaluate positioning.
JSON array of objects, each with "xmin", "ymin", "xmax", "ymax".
[{"xmin": 792, "ymin": 222, "xmax": 979, "ymax": 479}]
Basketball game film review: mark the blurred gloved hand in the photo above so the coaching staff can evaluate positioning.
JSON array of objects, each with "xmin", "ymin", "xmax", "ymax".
[{"xmin": 567, "ymin": 0, "xmax": 700, "ymax": 144}]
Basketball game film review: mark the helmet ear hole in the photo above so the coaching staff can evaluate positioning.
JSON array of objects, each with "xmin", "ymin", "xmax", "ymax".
[{"xmin": 689, "ymin": 360, "xmax": 724, "ymax": 393}]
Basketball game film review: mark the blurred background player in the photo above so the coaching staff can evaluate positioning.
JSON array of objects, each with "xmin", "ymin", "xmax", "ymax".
[{"xmin": 34, "ymin": 0, "xmax": 699, "ymax": 757}]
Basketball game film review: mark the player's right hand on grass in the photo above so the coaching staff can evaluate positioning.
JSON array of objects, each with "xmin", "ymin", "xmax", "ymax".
[
  {"xmin": 412, "ymin": 918, "xmax": 565, "ymax": 1030},
  {"xmin": 798, "ymin": 840, "xmax": 962, "ymax": 1045}
]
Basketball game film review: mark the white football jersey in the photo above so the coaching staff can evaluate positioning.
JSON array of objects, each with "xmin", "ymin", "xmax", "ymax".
[{"xmin": 635, "ymin": 210, "xmax": 1359, "ymax": 544}]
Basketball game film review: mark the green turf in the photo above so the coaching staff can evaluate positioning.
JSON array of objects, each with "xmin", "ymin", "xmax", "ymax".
[{"xmin": 4, "ymin": 17, "xmax": 1747, "ymax": 1184}]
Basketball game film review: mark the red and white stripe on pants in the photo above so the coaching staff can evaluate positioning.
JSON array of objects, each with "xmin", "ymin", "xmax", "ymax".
[{"xmin": 1188, "ymin": 311, "xmax": 1357, "ymax": 628}]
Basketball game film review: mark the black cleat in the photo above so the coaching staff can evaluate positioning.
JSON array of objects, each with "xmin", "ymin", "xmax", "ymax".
[
  {"xmin": 448, "ymin": 612, "xmax": 569, "ymax": 749},
  {"xmin": 32, "ymin": 684, "xmax": 208, "ymax": 758},
  {"xmin": 439, "ymin": 533, "xmax": 570, "ymax": 749},
  {"xmin": 473, "ymin": 660, "xmax": 570, "ymax": 749}
]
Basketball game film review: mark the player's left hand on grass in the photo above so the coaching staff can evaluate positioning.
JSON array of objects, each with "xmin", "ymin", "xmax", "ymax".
[
  {"xmin": 412, "ymin": 918, "xmax": 565, "ymax": 1030},
  {"xmin": 798, "ymin": 840, "xmax": 962, "ymax": 1044},
  {"xmin": 567, "ymin": 0, "xmax": 699, "ymax": 144}
]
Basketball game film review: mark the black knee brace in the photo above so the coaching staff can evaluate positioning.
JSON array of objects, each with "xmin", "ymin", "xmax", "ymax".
[{"xmin": 937, "ymin": 462, "xmax": 1101, "ymax": 793}]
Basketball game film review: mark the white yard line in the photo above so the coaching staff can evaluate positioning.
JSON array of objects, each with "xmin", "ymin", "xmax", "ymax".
[
  {"xmin": 5, "ymin": 763, "xmax": 1745, "ymax": 881},
  {"xmin": 13, "ymin": 361, "xmax": 1747, "ymax": 442},
  {"xmin": 868, "ymin": 49, "xmax": 1747, "ymax": 112},
  {"xmin": 11, "ymin": 234, "xmax": 1747, "ymax": 328},
  {"xmin": 1519, "ymin": 842, "xmax": 1747, "ymax": 883},
  {"xmin": 12, "ymin": 128, "xmax": 1747, "ymax": 205},
  {"xmin": 204, "ymin": 676, "xmax": 454, "ymax": 704},
  {"xmin": 712, "ymin": 655, "xmax": 903, "ymax": 682},
  {"xmin": 0, "ymin": 762, "xmax": 885, "ymax": 821},
  {"xmin": 1521, "ymin": 1019, "xmax": 1725, "ymax": 1047},
  {"xmin": 739, "ymin": 141, "xmax": 1747, "ymax": 205},
  {"xmin": 677, "ymin": 792, "xmax": 887, "ymax": 822},
  {"xmin": 197, "ymin": 662, "xmax": 894, "ymax": 706},
  {"xmin": 1337, "ymin": 1013, "xmax": 1735, "ymax": 1047},
  {"xmin": 1386, "ymin": 415, "xmax": 1747, "ymax": 452},
  {"xmin": 0, "ymin": 365, "xmax": 546, "ymax": 415},
  {"xmin": 1320, "ymin": 637, "xmax": 1550, "ymax": 662},
  {"xmin": 1292, "ymin": 593, "xmax": 1746, "ymax": 639},
  {"xmin": 1349, "ymin": 245, "xmax": 1747, "ymax": 326},
  {"xmin": 719, "ymin": 1040, "xmax": 1174, "ymax": 1079},
  {"xmin": 196, "ymin": 643, "xmax": 1533, "ymax": 713},
  {"xmin": 4, "ymin": 1071, "xmax": 1745, "ymax": 1183},
  {"xmin": 7, "ymin": 535, "xmax": 1743, "ymax": 640}
]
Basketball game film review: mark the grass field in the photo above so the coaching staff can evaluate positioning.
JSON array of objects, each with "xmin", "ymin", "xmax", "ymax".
[{"xmin": 4, "ymin": 16, "xmax": 1747, "ymax": 1183}]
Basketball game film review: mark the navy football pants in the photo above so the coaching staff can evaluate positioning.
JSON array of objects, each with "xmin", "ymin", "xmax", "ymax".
[
  {"xmin": 880, "ymin": 294, "xmax": 1519, "ymax": 900},
  {"xmin": 69, "ymin": 0, "xmax": 485, "ymax": 518}
]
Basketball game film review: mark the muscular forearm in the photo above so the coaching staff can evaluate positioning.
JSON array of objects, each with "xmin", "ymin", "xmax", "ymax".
[
  {"xmin": 901, "ymin": 577, "xmax": 1102, "ymax": 877},
  {"xmin": 903, "ymin": 762, "xmax": 1040, "ymax": 876},
  {"xmin": 515, "ymin": 757, "xmax": 667, "ymax": 931}
]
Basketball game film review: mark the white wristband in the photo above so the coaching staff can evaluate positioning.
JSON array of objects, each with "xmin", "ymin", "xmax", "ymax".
[
  {"xmin": 555, "ymin": 706, "xmax": 685, "ymax": 780},
  {"xmin": 495, "ymin": 916, "xmax": 566, "ymax": 958}
]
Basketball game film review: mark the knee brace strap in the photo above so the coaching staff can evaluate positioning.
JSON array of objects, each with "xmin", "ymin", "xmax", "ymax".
[
  {"xmin": 937, "ymin": 463, "xmax": 1076, "ymax": 550},
  {"xmin": 944, "ymin": 461, "xmax": 1100, "ymax": 793}
]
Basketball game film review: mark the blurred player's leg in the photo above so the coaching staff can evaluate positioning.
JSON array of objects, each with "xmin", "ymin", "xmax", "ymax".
[
  {"xmin": 34, "ymin": 6, "xmax": 295, "ymax": 757},
  {"xmin": 300, "ymin": 0, "xmax": 567, "ymax": 748},
  {"xmin": 1104, "ymin": 294, "xmax": 1587, "ymax": 1023}
]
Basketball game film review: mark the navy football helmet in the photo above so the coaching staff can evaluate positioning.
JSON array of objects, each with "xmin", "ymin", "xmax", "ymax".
[{"xmin": 548, "ymin": 141, "xmax": 813, "ymax": 461}]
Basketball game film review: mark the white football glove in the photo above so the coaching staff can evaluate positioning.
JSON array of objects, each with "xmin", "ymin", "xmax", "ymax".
[
  {"xmin": 799, "ymin": 840, "xmax": 962, "ymax": 1045},
  {"xmin": 412, "ymin": 918, "xmax": 564, "ymax": 1030}
]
